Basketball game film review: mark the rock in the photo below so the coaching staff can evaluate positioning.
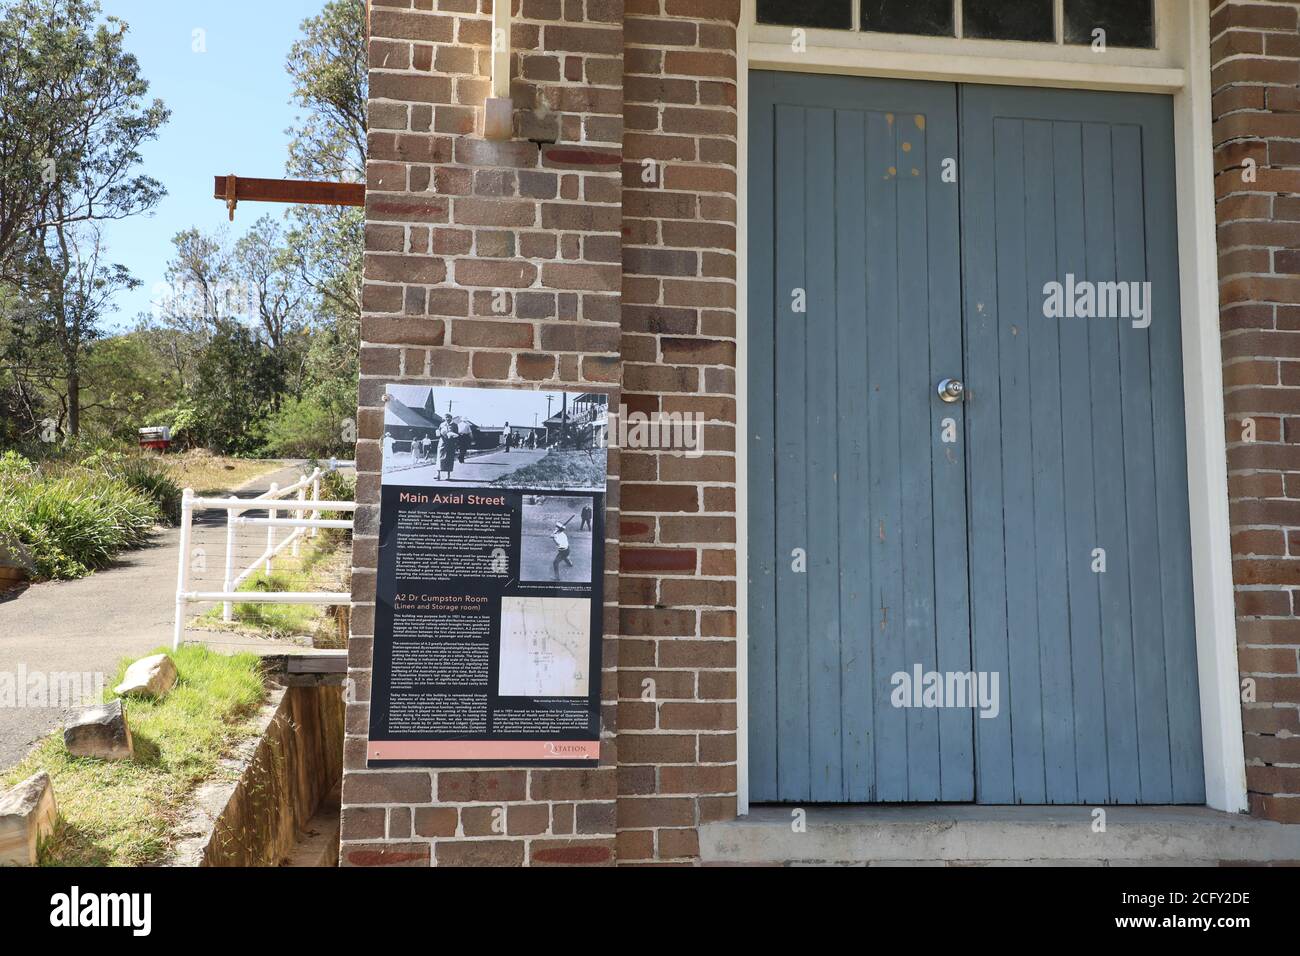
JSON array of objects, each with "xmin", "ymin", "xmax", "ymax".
[
  {"xmin": 114, "ymin": 652, "xmax": 177, "ymax": 698},
  {"xmin": 0, "ymin": 535, "xmax": 32, "ymax": 588},
  {"xmin": 0, "ymin": 772, "xmax": 58, "ymax": 866},
  {"xmin": 64, "ymin": 699, "xmax": 134, "ymax": 760}
]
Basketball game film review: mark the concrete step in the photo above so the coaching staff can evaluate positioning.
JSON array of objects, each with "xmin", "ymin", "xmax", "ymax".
[{"xmin": 699, "ymin": 805, "xmax": 1300, "ymax": 866}]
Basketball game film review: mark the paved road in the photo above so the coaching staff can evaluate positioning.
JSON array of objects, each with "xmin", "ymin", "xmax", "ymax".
[
  {"xmin": 386, "ymin": 447, "xmax": 547, "ymax": 486},
  {"xmin": 0, "ymin": 461, "xmax": 324, "ymax": 771}
]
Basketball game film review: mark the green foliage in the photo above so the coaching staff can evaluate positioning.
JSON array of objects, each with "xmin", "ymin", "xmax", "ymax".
[
  {"xmin": 188, "ymin": 322, "xmax": 280, "ymax": 454},
  {"xmin": 285, "ymin": 0, "xmax": 367, "ymax": 182},
  {"xmin": 0, "ymin": 449, "xmax": 34, "ymax": 478},
  {"xmin": 283, "ymin": 0, "xmax": 364, "ymax": 397},
  {"xmin": 260, "ymin": 392, "xmax": 351, "ymax": 459},
  {"xmin": 157, "ymin": 398, "xmax": 200, "ymax": 450},
  {"xmin": 0, "ymin": 0, "xmax": 167, "ymax": 442},
  {"xmin": 0, "ymin": 0, "xmax": 365, "ymax": 462},
  {"xmin": 314, "ymin": 464, "xmax": 356, "ymax": 505},
  {"xmin": 3, "ymin": 644, "xmax": 265, "ymax": 867},
  {"xmin": 0, "ymin": 448, "xmax": 179, "ymax": 578},
  {"xmin": 74, "ymin": 331, "xmax": 177, "ymax": 444},
  {"xmin": 0, "ymin": 463, "xmax": 160, "ymax": 578},
  {"xmin": 81, "ymin": 448, "xmax": 182, "ymax": 524},
  {"xmin": 0, "ymin": 0, "xmax": 169, "ymax": 278},
  {"xmin": 309, "ymin": 464, "xmax": 356, "ymax": 542}
]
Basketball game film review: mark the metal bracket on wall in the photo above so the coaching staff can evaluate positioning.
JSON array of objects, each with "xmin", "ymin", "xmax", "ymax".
[{"xmin": 484, "ymin": 0, "xmax": 513, "ymax": 139}]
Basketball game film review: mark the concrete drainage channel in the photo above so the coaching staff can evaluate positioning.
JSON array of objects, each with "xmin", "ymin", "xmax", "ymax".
[{"xmin": 171, "ymin": 653, "xmax": 346, "ymax": 867}]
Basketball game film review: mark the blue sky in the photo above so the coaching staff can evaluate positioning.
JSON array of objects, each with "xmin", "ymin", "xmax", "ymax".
[{"xmin": 99, "ymin": 0, "xmax": 328, "ymax": 329}]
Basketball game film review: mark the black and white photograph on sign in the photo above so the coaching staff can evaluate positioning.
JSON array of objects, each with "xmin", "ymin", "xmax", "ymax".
[
  {"xmin": 520, "ymin": 495, "xmax": 595, "ymax": 583},
  {"xmin": 498, "ymin": 596, "xmax": 592, "ymax": 698},
  {"xmin": 382, "ymin": 384, "xmax": 608, "ymax": 491}
]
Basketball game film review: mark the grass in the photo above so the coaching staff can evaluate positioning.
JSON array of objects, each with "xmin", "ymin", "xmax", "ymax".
[
  {"xmin": 493, "ymin": 448, "xmax": 606, "ymax": 489},
  {"xmin": 0, "ymin": 453, "xmax": 164, "ymax": 580},
  {"xmin": 161, "ymin": 451, "xmax": 285, "ymax": 496},
  {"xmin": 199, "ymin": 532, "xmax": 351, "ymax": 647},
  {"xmin": 195, "ymin": 465, "xmax": 354, "ymax": 647},
  {"xmin": 2, "ymin": 645, "xmax": 266, "ymax": 867}
]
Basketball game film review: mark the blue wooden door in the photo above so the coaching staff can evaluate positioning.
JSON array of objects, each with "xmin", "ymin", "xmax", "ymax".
[
  {"xmin": 748, "ymin": 72, "xmax": 972, "ymax": 802},
  {"xmin": 748, "ymin": 73, "xmax": 1205, "ymax": 804},
  {"xmin": 960, "ymin": 86, "xmax": 1204, "ymax": 804}
]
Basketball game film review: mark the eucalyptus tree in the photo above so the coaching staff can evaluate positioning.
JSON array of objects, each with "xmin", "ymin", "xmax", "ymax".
[{"xmin": 0, "ymin": 0, "xmax": 166, "ymax": 438}]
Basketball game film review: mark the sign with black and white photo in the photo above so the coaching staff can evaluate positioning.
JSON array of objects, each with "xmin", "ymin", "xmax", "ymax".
[{"xmin": 366, "ymin": 383, "xmax": 608, "ymax": 766}]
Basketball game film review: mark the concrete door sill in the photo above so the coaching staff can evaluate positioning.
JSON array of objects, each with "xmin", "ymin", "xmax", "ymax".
[{"xmin": 698, "ymin": 804, "xmax": 1300, "ymax": 866}]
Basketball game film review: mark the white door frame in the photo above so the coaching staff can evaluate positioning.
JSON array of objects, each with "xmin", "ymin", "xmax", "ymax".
[{"xmin": 734, "ymin": 0, "xmax": 1247, "ymax": 814}]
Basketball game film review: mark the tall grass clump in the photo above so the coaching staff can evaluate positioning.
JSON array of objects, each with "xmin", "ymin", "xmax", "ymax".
[
  {"xmin": 0, "ymin": 453, "xmax": 164, "ymax": 580},
  {"xmin": 83, "ymin": 450, "xmax": 183, "ymax": 524},
  {"xmin": 300, "ymin": 462, "xmax": 356, "ymax": 547}
]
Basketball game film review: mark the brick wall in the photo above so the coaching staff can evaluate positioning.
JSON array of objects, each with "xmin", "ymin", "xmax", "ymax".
[
  {"xmin": 615, "ymin": 0, "xmax": 740, "ymax": 863},
  {"xmin": 344, "ymin": 0, "xmax": 626, "ymax": 866},
  {"xmin": 346, "ymin": 0, "xmax": 1299, "ymax": 866},
  {"xmin": 347, "ymin": 0, "xmax": 740, "ymax": 866},
  {"xmin": 1211, "ymin": 0, "xmax": 1300, "ymax": 824}
]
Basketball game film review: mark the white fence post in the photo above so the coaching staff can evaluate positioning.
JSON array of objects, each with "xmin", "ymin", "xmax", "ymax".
[
  {"xmin": 173, "ymin": 488, "xmax": 195, "ymax": 651},
  {"xmin": 311, "ymin": 469, "xmax": 322, "ymax": 539},
  {"xmin": 175, "ymin": 464, "xmax": 356, "ymax": 638},
  {"xmin": 265, "ymin": 482, "xmax": 278, "ymax": 575},
  {"xmin": 222, "ymin": 498, "xmax": 236, "ymax": 622},
  {"xmin": 293, "ymin": 486, "xmax": 307, "ymax": 557}
]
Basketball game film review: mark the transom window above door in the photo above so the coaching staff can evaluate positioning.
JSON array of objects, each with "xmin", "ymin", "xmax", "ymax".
[{"xmin": 755, "ymin": 0, "xmax": 1156, "ymax": 49}]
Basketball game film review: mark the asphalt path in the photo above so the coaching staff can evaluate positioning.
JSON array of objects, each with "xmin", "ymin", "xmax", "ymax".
[{"xmin": 0, "ymin": 462, "xmax": 319, "ymax": 771}]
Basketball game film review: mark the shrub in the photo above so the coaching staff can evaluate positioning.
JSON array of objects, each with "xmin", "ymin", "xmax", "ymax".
[
  {"xmin": 0, "ymin": 450, "xmax": 34, "ymax": 479},
  {"xmin": 311, "ymin": 463, "xmax": 356, "ymax": 505},
  {"xmin": 78, "ymin": 449, "xmax": 183, "ymax": 525},
  {"xmin": 0, "ymin": 466, "xmax": 162, "ymax": 579},
  {"xmin": 301, "ymin": 462, "xmax": 355, "ymax": 545},
  {"xmin": 109, "ymin": 456, "xmax": 182, "ymax": 525},
  {"xmin": 492, "ymin": 448, "xmax": 605, "ymax": 490},
  {"xmin": 261, "ymin": 394, "xmax": 348, "ymax": 459}
]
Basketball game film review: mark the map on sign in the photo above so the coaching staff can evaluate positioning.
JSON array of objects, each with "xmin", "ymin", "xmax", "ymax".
[{"xmin": 498, "ymin": 596, "xmax": 591, "ymax": 698}]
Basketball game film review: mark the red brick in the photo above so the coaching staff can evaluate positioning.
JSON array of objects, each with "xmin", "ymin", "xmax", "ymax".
[
  {"xmin": 529, "ymin": 839, "xmax": 615, "ymax": 865},
  {"xmin": 434, "ymin": 840, "xmax": 525, "ymax": 867},
  {"xmin": 437, "ymin": 770, "xmax": 527, "ymax": 802},
  {"xmin": 342, "ymin": 843, "xmax": 430, "ymax": 867}
]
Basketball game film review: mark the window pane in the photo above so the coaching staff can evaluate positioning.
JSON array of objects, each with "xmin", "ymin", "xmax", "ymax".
[
  {"xmin": 756, "ymin": 0, "xmax": 852, "ymax": 29},
  {"xmin": 862, "ymin": 0, "xmax": 955, "ymax": 36},
  {"xmin": 963, "ymin": 0, "xmax": 1055, "ymax": 42},
  {"xmin": 1064, "ymin": 0, "xmax": 1155, "ymax": 48}
]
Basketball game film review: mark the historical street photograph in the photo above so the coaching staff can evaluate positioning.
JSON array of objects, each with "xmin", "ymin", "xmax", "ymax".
[{"xmin": 381, "ymin": 384, "xmax": 608, "ymax": 491}]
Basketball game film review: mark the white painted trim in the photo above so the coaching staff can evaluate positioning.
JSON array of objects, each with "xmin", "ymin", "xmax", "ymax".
[
  {"xmin": 734, "ymin": 0, "xmax": 1247, "ymax": 814},
  {"xmin": 746, "ymin": 42, "xmax": 1185, "ymax": 92},
  {"xmin": 1169, "ymin": 2, "xmax": 1249, "ymax": 814},
  {"xmin": 735, "ymin": 11, "xmax": 752, "ymax": 817}
]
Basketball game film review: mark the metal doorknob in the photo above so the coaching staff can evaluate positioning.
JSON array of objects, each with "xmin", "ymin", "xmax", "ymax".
[{"xmin": 937, "ymin": 378, "xmax": 965, "ymax": 403}]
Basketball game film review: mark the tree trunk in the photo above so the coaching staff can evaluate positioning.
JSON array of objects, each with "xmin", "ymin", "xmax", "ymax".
[{"xmin": 66, "ymin": 369, "xmax": 79, "ymax": 437}]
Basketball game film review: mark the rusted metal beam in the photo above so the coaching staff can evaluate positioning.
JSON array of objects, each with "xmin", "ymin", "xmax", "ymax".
[{"xmin": 214, "ymin": 174, "xmax": 365, "ymax": 220}]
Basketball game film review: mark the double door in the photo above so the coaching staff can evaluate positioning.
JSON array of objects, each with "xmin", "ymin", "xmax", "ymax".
[{"xmin": 748, "ymin": 72, "xmax": 1204, "ymax": 804}]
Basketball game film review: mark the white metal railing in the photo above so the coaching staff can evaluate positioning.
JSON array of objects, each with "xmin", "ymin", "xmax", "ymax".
[{"xmin": 173, "ymin": 459, "xmax": 356, "ymax": 649}]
